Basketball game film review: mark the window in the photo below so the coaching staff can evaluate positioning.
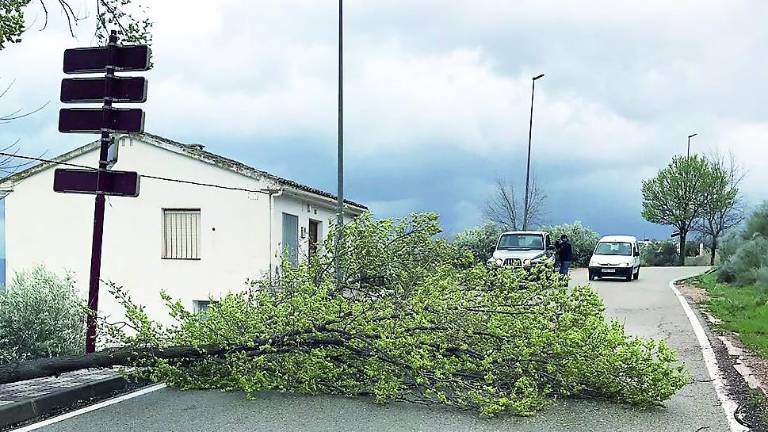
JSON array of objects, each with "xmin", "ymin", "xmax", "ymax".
[
  {"xmin": 193, "ymin": 300, "xmax": 210, "ymax": 314},
  {"xmin": 163, "ymin": 209, "xmax": 201, "ymax": 259},
  {"xmin": 594, "ymin": 242, "xmax": 632, "ymax": 256},
  {"xmin": 282, "ymin": 213, "xmax": 299, "ymax": 266}
]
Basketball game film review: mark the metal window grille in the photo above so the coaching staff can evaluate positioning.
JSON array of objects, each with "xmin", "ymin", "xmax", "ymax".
[{"xmin": 162, "ymin": 209, "xmax": 201, "ymax": 259}]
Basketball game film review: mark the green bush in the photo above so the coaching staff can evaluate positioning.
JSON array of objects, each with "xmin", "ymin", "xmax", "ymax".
[
  {"xmin": 745, "ymin": 203, "xmax": 768, "ymax": 239},
  {"xmin": 640, "ymin": 241, "xmax": 679, "ymax": 267},
  {"xmin": 718, "ymin": 236, "xmax": 768, "ymax": 286},
  {"xmin": 0, "ymin": 266, "xmax": 86, "ymax": 364},
  {"xmin": 717, "ymin": 203, "xmax": 768, "ymax": 286},
  {"xmin": 109, "ymin": 213, "xmax": 688, "ymax": 417},
  {"xmin": 539, "ymin": 222, "xmax": 600, "ymax": 267},
  {"xmin": 452, "ymin": 222, "xmax": 503, "ymax": 264}
]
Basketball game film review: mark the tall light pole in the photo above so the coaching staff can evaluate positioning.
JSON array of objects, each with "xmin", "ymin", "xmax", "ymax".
[
  {"xmin": 523, "ymin": 73, "xmax": 544, "ymax": 230},
  {"xmin": 335, "ymin": 0, "xmax": 344, "ymax": 287},
  {"xmin": 687, "ymin": 133, "xmax": 697, "ymax": 157}
]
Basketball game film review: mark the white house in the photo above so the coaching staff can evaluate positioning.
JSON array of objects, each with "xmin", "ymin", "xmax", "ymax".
[{"xmin": 0, "ymin": 133, "xmax": 366, "ymax": 323}]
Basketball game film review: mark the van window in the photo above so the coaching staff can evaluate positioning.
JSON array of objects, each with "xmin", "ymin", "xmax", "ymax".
[{"xmin": 595, "ymin": 242, "xmax": 632, "ymax": 256}]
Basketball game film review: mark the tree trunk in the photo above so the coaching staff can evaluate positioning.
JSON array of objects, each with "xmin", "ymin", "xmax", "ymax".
[
  {"xmin": 710, "ymin": 236, "xmax": 717, "ymax": 266},
  {"xmin": 678, "ymin": 231, "xmax": 687, "ymax": 266}
]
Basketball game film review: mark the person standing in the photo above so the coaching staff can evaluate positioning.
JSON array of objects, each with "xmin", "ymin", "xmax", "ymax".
[{"xmin": 555, "ymin": 234, "xmax": 573, "ymax": 275}]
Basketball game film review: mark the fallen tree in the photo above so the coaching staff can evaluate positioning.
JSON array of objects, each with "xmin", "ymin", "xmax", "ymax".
[{"xmin": 0, "ymin": 213, "xmax": 689, "ymax": 416}]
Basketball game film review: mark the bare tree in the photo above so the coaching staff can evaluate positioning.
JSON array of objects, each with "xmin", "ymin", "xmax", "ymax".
[
  {"xmin": 694, "ymin": 152, "xmax": 745, "ymax": 265},
  {"xmin": 483, "ymin": 176, "xmax": 546, "ymax": 230},
  {"xmin": 0, "ymin": 79, "xmax": 45, "ymax": 182}
]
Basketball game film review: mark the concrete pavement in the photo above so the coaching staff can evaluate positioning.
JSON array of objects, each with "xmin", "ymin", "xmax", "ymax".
[{"xmin": 31, "ymin": 266, "xmax": 733, "ymax": 432}]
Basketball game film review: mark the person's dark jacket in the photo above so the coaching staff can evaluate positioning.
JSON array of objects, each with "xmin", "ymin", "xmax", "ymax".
[{"xmin": 557, "ymin": 240, "xmax": 573, "ymax": 262}]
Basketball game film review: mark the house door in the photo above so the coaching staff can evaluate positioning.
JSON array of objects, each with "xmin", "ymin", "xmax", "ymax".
[
  {"xmin": 282, "ymin": 213, "xmax": 299, "ymax": 266},
  {"xmin": 308, "ymin": 220, "xmax": 320, "ymax": 259}
]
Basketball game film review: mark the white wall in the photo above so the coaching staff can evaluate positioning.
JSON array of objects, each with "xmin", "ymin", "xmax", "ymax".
[{"xmin": 4, "ymin": 136, "xmax": 361, "ymax": 328}]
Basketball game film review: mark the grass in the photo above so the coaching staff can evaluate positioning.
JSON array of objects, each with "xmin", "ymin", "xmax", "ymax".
[{"xmin": 692, "ymin": 272, "xmax": 768, "ymax": 357}]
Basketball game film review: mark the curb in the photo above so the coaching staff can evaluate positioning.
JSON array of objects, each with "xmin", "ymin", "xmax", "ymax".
[{"xmin": 0, "ymin": 375, "xmax": 133, "ymax": 430}]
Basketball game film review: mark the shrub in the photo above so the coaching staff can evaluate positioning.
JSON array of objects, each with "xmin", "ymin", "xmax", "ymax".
[
  {"xmin": 745, "ymin": 203, "xmax": 768, "ymax": 239},
  {"xmin": 717, "ymin": 236, "xmax": 768, "ymax": 286},
  {"xmin": 540, "ymin": 221, "xmax": 600, "ymax": 267},
  {"xmin": 452, "ymin": 222, "xmax": 503, "ymax": 264},
  {"xmin": 0, "ymin": 266, "xmax": 85, "ymax": 364},
  {"xmin": 640, "ymin": 241, "xmax": 679, "ymax": 267},
  {"xmin": 109, "ymin": 213, "xmax": 688, "ymax": 417}
]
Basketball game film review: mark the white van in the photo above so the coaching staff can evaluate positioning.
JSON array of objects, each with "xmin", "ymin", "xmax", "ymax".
[{"xmin": 588, "ymin": 235, "xmax": 641, "ymax": 281}]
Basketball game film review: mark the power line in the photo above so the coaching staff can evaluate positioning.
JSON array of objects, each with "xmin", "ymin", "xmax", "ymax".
[{"xmin": 0, "ymin": 152, "xmax": 274, "ymax": 195}]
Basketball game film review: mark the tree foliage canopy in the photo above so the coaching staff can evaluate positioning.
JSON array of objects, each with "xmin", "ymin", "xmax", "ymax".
[
  {"xmin": 103, "ymin": 213, "xmax": 688, "ymax": 416},
  {"xmin": 642, "ymin": 155, "xmax": 731, "ymax": 265},
  {"xmin": 0, "ymin": 0, "xmax": 152, "ymax": 51}
]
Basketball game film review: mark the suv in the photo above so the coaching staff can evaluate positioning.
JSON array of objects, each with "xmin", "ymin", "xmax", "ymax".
[
  {"xmin": 588, "ymin": 235, "xmax": 641, "ymax": 281},
  {"xmin": 488, "ymin": 231, "xmax": 555, "ymax": 268}
]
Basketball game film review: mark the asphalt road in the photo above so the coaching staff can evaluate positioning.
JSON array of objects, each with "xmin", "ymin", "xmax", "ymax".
[{"xmin": 36, "ymin": 266, "xmax": 731, "ymax": 432}]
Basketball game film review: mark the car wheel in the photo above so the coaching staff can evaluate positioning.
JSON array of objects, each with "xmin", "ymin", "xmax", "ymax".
[
  {"xmin": 633, "ymin": 268, "xmax": 640, "ymax": 280},
  {"xmin": 589, "ymin": 271, "xmax": 595, "ymax": 281},
  {"xmin": 625, "ymin": 270, "xmax": 633, "ymax": 282}
]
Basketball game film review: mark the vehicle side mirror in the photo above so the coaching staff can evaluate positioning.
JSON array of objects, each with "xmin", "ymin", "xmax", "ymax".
[
  {"xmin": 547, "ymin": 245, "xmax": 556, "ymax": 251},
  {"xmin": 633, "ymin": 250, "xmax": 640, "ymax": 257}
]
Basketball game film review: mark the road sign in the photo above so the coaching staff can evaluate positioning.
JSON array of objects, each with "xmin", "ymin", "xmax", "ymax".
[
  {"xmin": 63, "ymin": 45, "xmax": 151, "ymax": 74},
  {"xmin": 59, "ymin": 107, "xmax": 144, "ymax": 134},
  {"xmin": 53, "ymin": 169, "xmax": 140, "ymax": 197},
  {"xmin": 61, "ymin": 77, "xmax": 147, "ymax": 103}
]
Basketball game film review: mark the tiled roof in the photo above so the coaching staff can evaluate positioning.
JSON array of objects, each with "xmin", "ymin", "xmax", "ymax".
[{"xmin": 0, "ymin": 132, "xmax": 367, "ymax": 210}]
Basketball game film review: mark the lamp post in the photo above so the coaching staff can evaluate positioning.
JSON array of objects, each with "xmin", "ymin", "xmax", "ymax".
[
  {"xmin": 523, "ymin": 73, "xmax": 545, "ymax": 230},
  {"xmin": 335, "ymin": 0, "xmax": 344, "ymax": 287},
  {"xmin": 687, "ymin": 133, "xmax": 697, "ymax": 157}
]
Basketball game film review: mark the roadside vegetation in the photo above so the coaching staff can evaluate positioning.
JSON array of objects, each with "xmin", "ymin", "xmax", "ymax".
[
  {"xmin": 691, "ymin": 203, "xmax": 768, "ymax": 356},
  {"xmin": 89, "ymin": 213, "xmax": 688, "ymax": 416},
  {"xmin": 0, "ymin": 266, "xmax": 85, "ymax": 364},
  {"xmin": 693, "ymin": 272, "xmax": 768, "ymax": 356}
]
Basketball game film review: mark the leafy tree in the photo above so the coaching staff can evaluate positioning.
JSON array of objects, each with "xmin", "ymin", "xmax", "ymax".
[
  {"xmin": 0, "ymin": 0, "xmax": 152, "ymax": 51},
  {"xmin": 0, "ymin": 266, "xmax": 85, "ymax": 364},
  {"xmin": 539, "ymin": 221, "xmax": 600, "ymax": 267},
  {"xmin": 693, "ymin": 154, "xmax": 744, "ymax": 265},
  {"xmin": 49, "ymin": 213, "xmax": 688, "ymax": 417},
  {"xmin": 642, "ymin": 156, "xmax": 715, "ymax": 266},
  {"xmin": 452, "ymin": 222, "xmax": 503, "ymax": 264},
  {"xmin": 484, "ymin": 176, "xmax": 546, "ymax": 231}
]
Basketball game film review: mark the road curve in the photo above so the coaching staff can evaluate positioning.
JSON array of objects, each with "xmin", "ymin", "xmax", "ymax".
[{"xmin": 34, "ymin": 266, "xmax": 731, "ymax": 432}]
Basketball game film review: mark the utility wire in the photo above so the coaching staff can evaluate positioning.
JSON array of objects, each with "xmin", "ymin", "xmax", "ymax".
[{"xmin": 0, "ymin": 152, "xmax": 274, "ymax": 195}]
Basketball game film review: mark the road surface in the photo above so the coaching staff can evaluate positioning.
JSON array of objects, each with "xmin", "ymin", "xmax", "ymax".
[{"xmin": 33, "ymin": 266, "xmax": 732, "ymax": 432}]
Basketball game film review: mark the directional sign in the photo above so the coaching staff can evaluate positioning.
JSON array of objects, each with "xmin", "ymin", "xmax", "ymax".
[
  {"xmin": 61, "ymin": 77, "xmax": 147, "ymax": 103},
  {"xmin": 53, "ymin": 169, "xmax": 140, "ymax": 197},
  {"xmin": 63, "ymin": 45, "xmax": 151, "ymax": 74},
  {"xmin": 59, "ymin": 108, "xmax": 144, "ymax": 134}
]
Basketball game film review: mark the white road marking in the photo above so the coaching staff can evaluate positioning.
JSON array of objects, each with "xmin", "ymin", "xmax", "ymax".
[
  {"xmin": 669, "ymin": 277, "xmax": 748, "ymax": 432},
  {"xmin": 10, "ymin": 383, "xmax": 167, "ymax": 432}
]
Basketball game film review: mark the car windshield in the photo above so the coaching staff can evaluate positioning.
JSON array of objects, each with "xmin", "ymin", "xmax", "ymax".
[
  {"xmin": 595, "ymin": 242, "xmax": 632, "ymax": 256},
  {"xmin": 497, "ymin": 234, "xmax": 544, "ymax": 250}
]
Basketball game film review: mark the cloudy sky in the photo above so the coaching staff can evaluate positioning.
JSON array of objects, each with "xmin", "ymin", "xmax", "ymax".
[{"xmin": 1, "ymin": 0, "xmax": 767, "ymax": 258}]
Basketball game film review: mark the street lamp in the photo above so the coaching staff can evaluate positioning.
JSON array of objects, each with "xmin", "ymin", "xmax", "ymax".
[
  {"xmin": 687, "ymin": 133, "xmax": 697, "ymax": 157},
  {"xmin": 336, "ymin": 0, "xmax": 344, "ymax": 286},
  {"xmin": 523, "ymin": 73, "xmax": 545, "ymax": 230}
]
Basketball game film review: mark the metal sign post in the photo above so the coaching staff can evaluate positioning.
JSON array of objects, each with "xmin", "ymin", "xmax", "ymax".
[{"xmin": 57, "ymin": 30, "xmax": 150, "ymax": 353}]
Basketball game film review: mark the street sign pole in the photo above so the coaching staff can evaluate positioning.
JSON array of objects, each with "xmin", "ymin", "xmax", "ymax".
[
  {"xmin": 84, "ymin": 31, "xmax": 117, "ymax": 353},
  {"xmin": 58, "ymin": 30, "xmax": 149, "ymax": 353}
]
